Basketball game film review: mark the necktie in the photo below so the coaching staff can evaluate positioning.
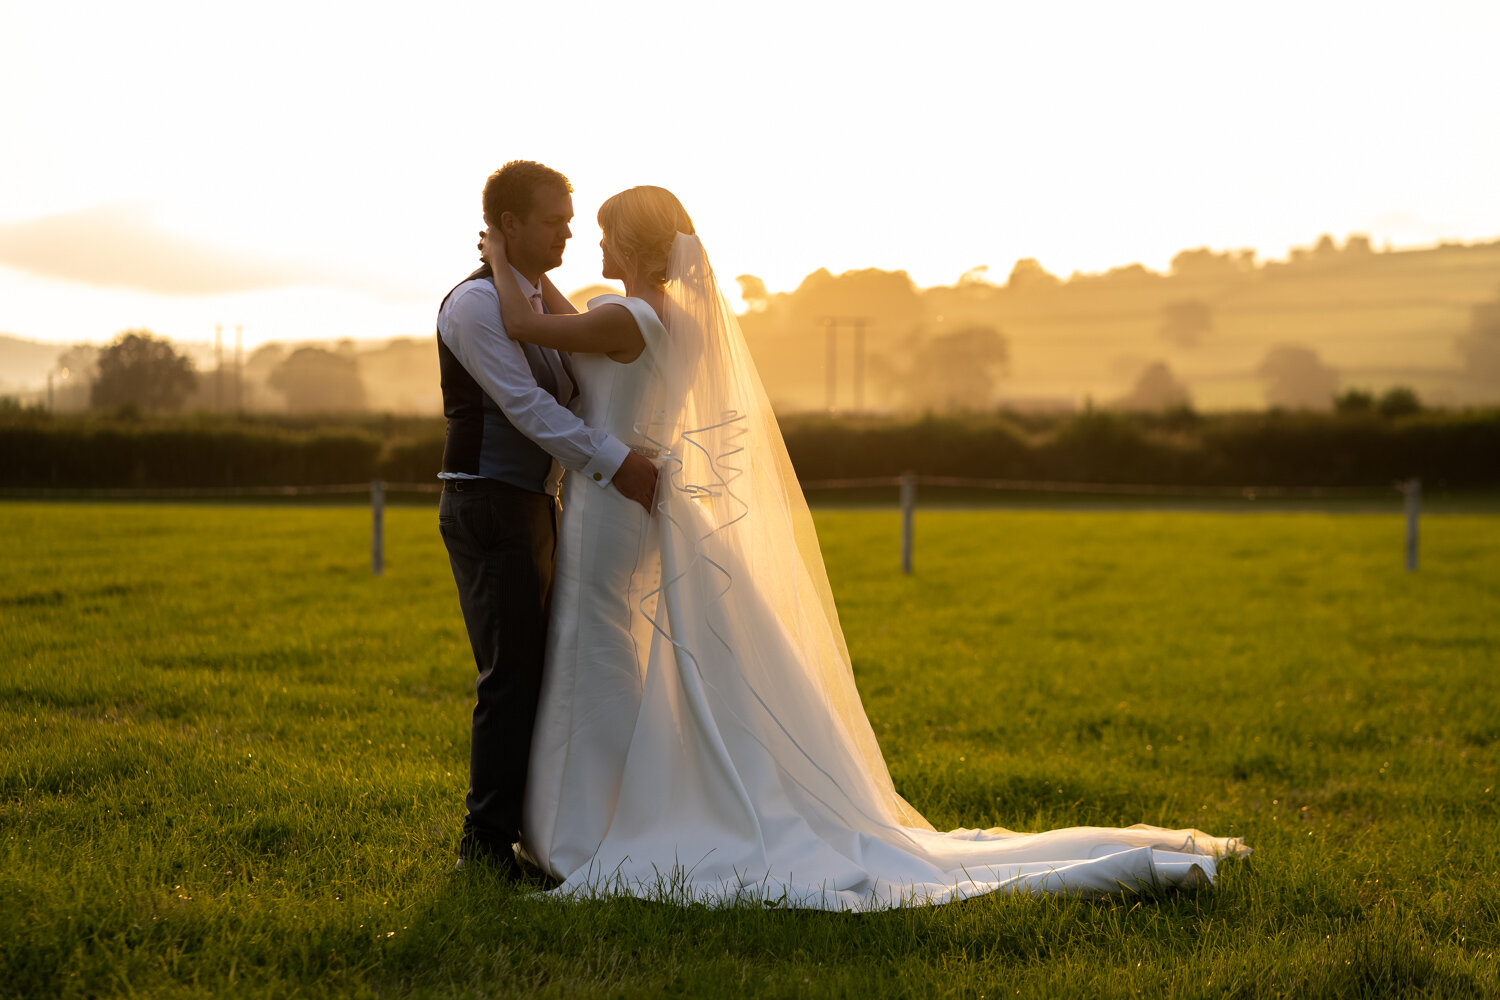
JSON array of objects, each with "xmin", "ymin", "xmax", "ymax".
[{"xmin": 528, "ymin": 290, "xmax": 572, "ymax": 402}]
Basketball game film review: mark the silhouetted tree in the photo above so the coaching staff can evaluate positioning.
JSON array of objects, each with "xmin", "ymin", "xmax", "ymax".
[
  {"xmin": 55, "ymin": 343, "xmax": 98, "ymax": 380},
  {"xmin": 1334, "ymin": 388, "xmax": 1375, "ymax": 414},
  {"xmin": 357, "ymin": 337, "xmax": 440, "ymax": 414},
  {"xmin": 1005, "ymin": 258, "xmax": 1061, "ymax": 291},
  {"xmin": 901, "ymin": 325, "xmax": 1008, "ymax": 411},
  {"xmin": 1256, "ymin": 344, "xmax": 1338, "ymax": 410},
  {"xmin": 53, "ymin": 343, "xmax": 99, "ymax": 411},
  {"xmin": 1457, "ymin": 298, "xmax": 1500, "ymax": 384},
  {"xmin": 787, "ymin": 268, "xmax": 922, "ymax": 330},
  {"xmin": 1116, "ymin": 361, "xmax": 1191, "ymax": 411},
  {"xmin": 91, "ymin": 330, "xmax": 197, "ymax": 413},
  {"xmin": 268, "ymin": 346, "xmax": 365, "ymax": 413},
  {"xmin": 1159, "ymin": 299, "xmax": 1213, "ymax": 348},
  {"xmin": 234, "ymin": 342, "xmax": 287, "ymax": 411},
  {"xmin": 1376, "ymin": 386, "xmax": 1421, "ymax": 419},
  {"xmin": 1170, "ymin": 247, "xmax": 1255, "ymax": 278},
  {"xmin": 736, "ymin": 275, "xmax": 770, "ymax": 311},
  {"xmin": 1101, "ymin": 263, "xmax": 1158, "ymax": 283},
  {"xmin": 245, "ymin": 342, "xmax": 287, "ymax": 377}
]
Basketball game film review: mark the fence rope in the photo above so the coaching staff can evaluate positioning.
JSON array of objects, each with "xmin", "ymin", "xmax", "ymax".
[
  {"xmin": 2, "ymin": 475, "xmax": 1409, "ymax": 501},
  {"xmin": 0, "ymin": 475, "xmax": 1421, "ymax": 577},
  {"xmin": 0, "ymin": 482, "xmax": 442, "ymax": 499},
  {"xmin": 800, "ymin": 475, "xmax": 1399, "ymax": 498}
]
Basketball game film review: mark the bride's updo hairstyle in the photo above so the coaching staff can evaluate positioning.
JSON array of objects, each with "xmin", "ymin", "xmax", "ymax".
[{"xmin": 598, "ymin": 186, "xmax": 695, "ymax": 286}]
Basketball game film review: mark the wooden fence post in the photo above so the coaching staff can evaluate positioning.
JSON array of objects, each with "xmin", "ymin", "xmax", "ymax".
[
  {"xmin": 1403, "ymin": 478, "xmax": 1420, "ymax": 573},
  {"xmin": 900, "ymin": 472, "xmax": 917, "ymax": 575},
  {"xmin": 372, "ymin": 480, "xmax": 385, "ymax": 576}
]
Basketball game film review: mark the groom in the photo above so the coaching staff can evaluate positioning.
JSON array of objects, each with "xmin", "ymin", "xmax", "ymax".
[{"xmin": 436, "ymin": 160, "xmax": 658, "ymax": 876}]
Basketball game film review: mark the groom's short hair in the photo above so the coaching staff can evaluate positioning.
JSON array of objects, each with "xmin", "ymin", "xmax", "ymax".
[{"xmin": 483, "ymin": 161, "xmax": 573, "ymax": 226}]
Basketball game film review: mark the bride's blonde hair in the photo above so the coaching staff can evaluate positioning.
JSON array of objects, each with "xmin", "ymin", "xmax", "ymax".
[{"xmin": 598, "ymin": 186, "xmax": 695, "ymax": 286}]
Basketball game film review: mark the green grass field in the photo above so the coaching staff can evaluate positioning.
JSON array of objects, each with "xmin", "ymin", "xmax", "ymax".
[{"xmin": 2, "ymin": 502, "xmax": 1497, "ymax": 998}]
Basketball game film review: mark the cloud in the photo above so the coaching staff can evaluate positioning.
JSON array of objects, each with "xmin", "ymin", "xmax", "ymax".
[{"xmin": 0, "ymin": 203, "xmax": 393, "ymax": 296}]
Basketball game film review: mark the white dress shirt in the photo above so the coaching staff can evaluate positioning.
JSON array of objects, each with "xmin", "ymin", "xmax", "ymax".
[{"xmin": 437, "ymin": 266, "xmax": 629, "ymax": 487}]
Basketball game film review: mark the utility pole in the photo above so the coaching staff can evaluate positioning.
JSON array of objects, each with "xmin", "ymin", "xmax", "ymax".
[
  {"xmin": 824, "ymin": 318, "xmax": 838, "ymax": 411},
  {"xmin": 819, "ymin": 316, "xmax": 874, "ymax": 414},
  {"xmin": 214, "ymin": 323, "xmax": 223, "ymax": 412},
  {"xmin": 852, "ymin": 318, "xmax": 867, "ymax": 413},
  {"xmin": 234, "ymin": 324, "xmax": 244, "ymax": 416}
]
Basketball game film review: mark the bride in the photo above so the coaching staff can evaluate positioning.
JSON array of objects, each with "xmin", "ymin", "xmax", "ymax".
[{"xmin": 479, "ymin": 186, "xmax": 1247, "ymax": 910}]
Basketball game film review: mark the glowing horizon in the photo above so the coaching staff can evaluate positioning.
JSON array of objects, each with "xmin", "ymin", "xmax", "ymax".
[{"xmin": 3, "ymin": 0, "xmax": 1498, "ymax": 349}]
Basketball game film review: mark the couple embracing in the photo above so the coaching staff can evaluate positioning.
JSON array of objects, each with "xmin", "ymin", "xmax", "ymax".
[{"xmin": 436, "ymin": 161, "xmax": 1247, "ymax": 911}]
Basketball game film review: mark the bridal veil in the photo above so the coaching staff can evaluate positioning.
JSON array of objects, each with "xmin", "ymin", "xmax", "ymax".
[{"xmin": 556, "ymin": 232, "xmax": 1247, "ymax": 909}]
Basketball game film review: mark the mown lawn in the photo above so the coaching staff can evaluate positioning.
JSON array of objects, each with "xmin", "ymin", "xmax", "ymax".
[{"xmin": 2, "ymin": 502, "xmax": 1496, "ymax": 998}]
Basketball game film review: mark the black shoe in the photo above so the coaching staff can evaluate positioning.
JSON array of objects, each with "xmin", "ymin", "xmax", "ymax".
[{"xmin": 456, "ymin": 834, "xmax": 523, "ymax": 879}]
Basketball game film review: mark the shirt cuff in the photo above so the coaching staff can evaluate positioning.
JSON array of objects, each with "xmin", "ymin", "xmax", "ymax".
[{"xmin": 581, "ymin": 436, "xmax": 630, "ymax": 488}]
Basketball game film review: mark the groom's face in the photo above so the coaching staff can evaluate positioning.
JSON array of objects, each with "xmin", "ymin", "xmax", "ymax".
[{"xmin": 505, "ymin": 188, "xmax": 574, "ymax": 275}]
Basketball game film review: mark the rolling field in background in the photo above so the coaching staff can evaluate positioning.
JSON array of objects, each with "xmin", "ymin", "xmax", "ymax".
[{"xmin": 2, "ymin": 502, "xmax": 1497, "ymax": 998}]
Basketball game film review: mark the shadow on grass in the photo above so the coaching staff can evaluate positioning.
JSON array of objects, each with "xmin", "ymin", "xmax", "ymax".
[{"xmin": 368, "ymin": 859, "xmax": 1260, "ymax": 997}]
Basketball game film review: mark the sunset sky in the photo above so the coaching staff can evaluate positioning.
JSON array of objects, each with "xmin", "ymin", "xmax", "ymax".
[{"xmin": 2, "ymin": 0, "xmax": 1498, "ymax": 351}]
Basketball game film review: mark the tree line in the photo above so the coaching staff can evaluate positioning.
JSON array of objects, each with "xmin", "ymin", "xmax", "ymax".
[
  {"xmin": 4, "ymin": 407, "xmax": 1496, "ymax": 491},
  {"xmin": 735, "ymin": 237, "xmax": 1500, "ymax": 413},
  {"xmin": 32, "ymin": 331, "xmax": 434, "ymax": 417},
  {"xmin": 14, "ymin": 234, "xmax": 1500, "ymax": 420}
]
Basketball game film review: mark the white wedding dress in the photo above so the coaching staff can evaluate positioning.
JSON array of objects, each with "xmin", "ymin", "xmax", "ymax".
[{"xmin": 519, "ymin": 243, "xmax": 1247, "ymax": 911}]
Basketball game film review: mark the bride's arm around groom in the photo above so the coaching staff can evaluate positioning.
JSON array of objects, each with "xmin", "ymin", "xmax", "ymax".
[{"xmin": 438, "ymin": 275, "xmax": 656, "ymax": 507}]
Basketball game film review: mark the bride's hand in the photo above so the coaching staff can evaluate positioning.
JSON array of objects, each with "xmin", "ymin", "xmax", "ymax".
[{"xmin": 479, "ymin": 228, "xmax": 507, "ymax": 268}]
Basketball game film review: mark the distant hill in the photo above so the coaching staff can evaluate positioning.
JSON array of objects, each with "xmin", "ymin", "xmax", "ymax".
[
  {"xmin": 0, "ymin": 334, "xmax": 64, "ymax": 392},
  {"xmin": 566, "ymin": 283, "xmax": 624, "ymax": 311},
  {"xmin": 739, "ymin": 237, "xmax": 1500, "ymax": 412},
  {"xmin": 6, "ymin": 236, "xmax": 1499, "ymax": 415}
]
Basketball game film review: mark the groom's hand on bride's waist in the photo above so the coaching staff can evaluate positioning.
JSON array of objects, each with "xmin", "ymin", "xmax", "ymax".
[{"xmin": 613, "ymin": 451, "xmax": 659, "ymax": 513}]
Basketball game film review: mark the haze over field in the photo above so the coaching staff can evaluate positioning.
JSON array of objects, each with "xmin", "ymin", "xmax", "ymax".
[
  {"xmin": 3, "ymin": 0, "xmax": 1498, "ymax": 412},
  {"xmin": 7, "ymin": 235, "xmax": 1499, "ymax": 414}
]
